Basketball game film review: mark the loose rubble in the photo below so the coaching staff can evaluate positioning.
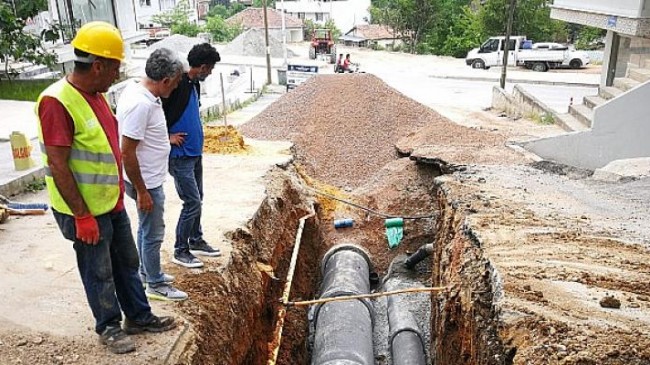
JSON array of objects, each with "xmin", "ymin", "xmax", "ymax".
[
  {"xmin": 222, "ymin": 29, "xmax": 296, "ymax": 59},
  {"xmin": 240, "ymin": 74, "xmax": 512, "ymax": 188}
]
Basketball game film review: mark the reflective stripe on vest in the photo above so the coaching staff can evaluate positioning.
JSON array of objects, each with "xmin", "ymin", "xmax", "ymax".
[{"xmin": 36, "ymin": 78, "xmax": 120, "ymax": 216}]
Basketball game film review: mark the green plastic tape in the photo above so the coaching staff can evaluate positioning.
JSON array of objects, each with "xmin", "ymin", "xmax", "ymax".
[
  {"xmin": 385, "ymin": 218, "xmax": 404, "ymax": 249},
  {"xmin": 384, "ymin": 217, "xmax": 404, "ymax": 228}
]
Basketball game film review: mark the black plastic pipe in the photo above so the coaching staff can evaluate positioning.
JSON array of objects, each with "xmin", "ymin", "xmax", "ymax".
[
  {"xmin": 404, "ymin": 243, "xmax": 434, "ymax": 269},
  {"xmin": 311, "ymin": 244, "xmax": 374, "ymax": 365},
  {"xmin": 387, "ymin": 295, "xmax": 426, "ymax": 365}
]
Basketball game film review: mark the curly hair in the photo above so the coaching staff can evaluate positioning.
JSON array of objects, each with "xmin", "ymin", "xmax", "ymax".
[{"xmin": 187, "ymin": 43, "xmax": 221, "ymax": 68}]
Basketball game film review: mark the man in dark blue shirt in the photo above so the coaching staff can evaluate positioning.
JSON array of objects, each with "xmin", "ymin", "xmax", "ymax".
[{"xmin": 162, "ymin": 43, "xmax": 221, "ymax": 268}]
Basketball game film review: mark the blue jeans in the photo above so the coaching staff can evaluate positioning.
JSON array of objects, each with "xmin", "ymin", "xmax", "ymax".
[
  {"xmin": 168, "ymin": 156, "xmax": 204, "ymax": 254},
  {"xmin": 53, "ymin": 209, "xmax": 153, "ymax": 334},
  {"xmin": 125, "ymin": 182, "xmax": 165, "ymax": 285}
]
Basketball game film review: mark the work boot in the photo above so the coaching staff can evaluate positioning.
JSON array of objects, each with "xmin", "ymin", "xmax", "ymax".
[
  {"xmin": 123, "ymin": 315, "xmax": 176, "ymax": 335},
  {"xmin": 189, "ymin": 238, "xmax": 222, "ymax": 257},
  {"xmin": 99, "ymin": 326, "xmax": 135, "ymax": 354}
]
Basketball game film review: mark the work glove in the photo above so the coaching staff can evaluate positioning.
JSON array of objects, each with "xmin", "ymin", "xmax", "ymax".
[{"xmin": 74, "ymin": 214, "xmax": 100, "ymax": 245}]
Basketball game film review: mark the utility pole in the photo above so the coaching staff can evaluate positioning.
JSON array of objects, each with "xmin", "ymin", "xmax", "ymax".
[
  {"xmin": 500, "ymin": 0, "xmax": 516, "ymax": 89},
  {"xmin": 262, "ymin": 0, "xmax": 272, "ymax": 85},
  {"xmin": 280, "ymin": 0, "xmax": 287, "ymax": 67}
]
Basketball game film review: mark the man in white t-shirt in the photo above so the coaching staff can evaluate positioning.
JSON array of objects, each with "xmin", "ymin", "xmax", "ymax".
[{"xmin": 117, "ymin": 48, "xmax": 187, "ymax": 301}]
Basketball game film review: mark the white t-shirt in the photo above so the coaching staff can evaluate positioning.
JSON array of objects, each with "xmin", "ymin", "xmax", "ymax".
[{"xmin": 117, "ymin": 80, "xmax": 171, "ymax": 190}]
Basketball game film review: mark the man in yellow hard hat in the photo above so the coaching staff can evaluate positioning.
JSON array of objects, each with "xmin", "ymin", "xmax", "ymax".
[{"xmin": 36, "ymin": 21, "xmax": 176, "ymax": 354}]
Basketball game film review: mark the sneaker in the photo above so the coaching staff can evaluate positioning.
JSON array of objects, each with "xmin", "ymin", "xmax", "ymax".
[
  {"xmin": 140, "ymin": 273, "xmax": 175, "ymax": 286},
  {"xmin": 146, "ymin": 283, "xmax": 188, "ymax": 302},
  {"xmin": 172, "ymin": 250, "xmax": 204, "ymax": 268},
  {"xmin": 189, "ymin": 238, "xmax": 222, "ymax": 257},
  {"xmin": 123, "ymin": 315, "xmax": 176, "ymax": 335},
  {"xmin": 99, "ymin": 326, "xmax": 135, "ymax": 354}
]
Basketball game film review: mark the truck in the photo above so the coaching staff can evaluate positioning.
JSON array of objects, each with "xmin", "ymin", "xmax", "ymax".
[{"xmin": 465, "ymin": 36, "xmax": 590, "ymax": 72}]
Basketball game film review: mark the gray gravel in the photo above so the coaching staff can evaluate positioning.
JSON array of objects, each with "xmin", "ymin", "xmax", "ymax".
[
  {"xmin": 240, "ymin": 74, "xmax": 502, "ymax": 188},
  {"xmin": 223, "ymin": 28, "xmax": 296, "ymax": 58}
]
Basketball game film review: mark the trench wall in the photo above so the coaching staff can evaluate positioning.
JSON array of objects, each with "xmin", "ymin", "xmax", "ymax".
[
  {"xmin": 175, "ymin": 166, "xmax": 322, "ymax": 365},
  {"xmin": 430, "ymin": 179, "xmax": 510, "ymax": 365}
]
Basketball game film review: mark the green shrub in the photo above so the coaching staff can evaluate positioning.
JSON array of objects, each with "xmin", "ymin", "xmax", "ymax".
[
  {"xmin": 0, "ymin": 79, "xmax": 56, "ymax": 101},
  {"xmin": 171, "ymin": 21, "xmax": 203, "ymax": 37}
]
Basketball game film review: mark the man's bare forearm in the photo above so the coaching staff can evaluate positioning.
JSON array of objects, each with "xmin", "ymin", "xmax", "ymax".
[{"xmin": 121, "ymin": 136, "xmax": 147, "ymax": 194}]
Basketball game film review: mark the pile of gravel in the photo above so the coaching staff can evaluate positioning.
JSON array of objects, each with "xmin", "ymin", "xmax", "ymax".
[
  {"xmin": 148, "ymin": 34, "xmax": 205, "ymax": 54},
  {"xmin": 240, "ymin": 73, "xmax": 503, "ymax": 188},
  {"xmin": 222, "ymin": 28, "xmax": 295, "ymax": 58}
]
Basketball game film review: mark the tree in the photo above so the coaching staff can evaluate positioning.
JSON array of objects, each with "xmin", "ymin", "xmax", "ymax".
[
  {"xmin": 0, "ymin": 1, "xmax": 56, "ymax": 81},
  {"xmin": 208, "ymin": 2, "xmax": 245, "ymax": 19},
  {"xmin": 205, "ymin": 15, "xmax": 242, "ymax": 42},
  {"xmin": 477, "ymin": 0, "xmax": 567, "ymax": 43},
  {"xmin": 152, "ymin": 0, "xmax": 194, "ymax": 28},
  {"xmin": 574, "ymin": 25, "xmax": 605, "ymax": 50},
  {"xmin": 303, "ymin": 19, "xmax": 341, "ymax": 41}
]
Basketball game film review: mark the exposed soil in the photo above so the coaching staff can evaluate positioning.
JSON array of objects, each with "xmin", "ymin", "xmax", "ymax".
[{"xmin": 3, "ymin": 65, "xmax": 649, "ymax": 365}]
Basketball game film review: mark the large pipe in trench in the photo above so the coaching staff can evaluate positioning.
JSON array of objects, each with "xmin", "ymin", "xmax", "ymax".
[
  {"xmin": 311, "ymin": 244, "xmax": 374, "ymax": 365},
  {"xmin": 387, "ymin": 294, "xmax": 427, "ymax": 365}
]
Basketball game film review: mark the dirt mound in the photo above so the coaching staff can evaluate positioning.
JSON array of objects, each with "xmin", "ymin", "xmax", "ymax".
[
  {"xmin": 240, "ymin": 73, "xmax": 506, "ymax": 188},
  {"xmin": 223, "ymin": 28, "xmax": 296, "ymax": 58},
  {"xmin": 204, "ymin": 125, "xmax": 249, "ymax": 154},
  {"xmin": 148, "ymin": 34, "xmax": 205, "ymax": 54}
]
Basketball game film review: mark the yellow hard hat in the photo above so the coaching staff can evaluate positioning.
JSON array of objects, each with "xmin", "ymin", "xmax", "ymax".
[{"xmin": 71, "ymin": 21, "xmax": 125, "ymax": 61}]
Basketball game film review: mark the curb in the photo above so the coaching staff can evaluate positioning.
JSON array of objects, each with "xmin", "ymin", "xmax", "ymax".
[
  {"xmin": 0, "ymin": 167, "xmax": 45, "ymax": 197},
  {"xmin": 429, "ymin": 74, "xmax": 599, "ymax": 88}
]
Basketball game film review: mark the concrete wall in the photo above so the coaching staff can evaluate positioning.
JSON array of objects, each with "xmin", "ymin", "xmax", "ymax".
[
  {"xmin": 553, "ymin": 0, "xmax": 650, "ymax": 18},
  {"xmin": 492, "ymin": 86, "xmax": 561, "ymax": 127},
  {"xmin": 523, "ymin": 81, "xmax": 650, "ymax": 170},
  {"xmin": 627, "ymin": 36, "xmax": 650, "ymax": 68}
]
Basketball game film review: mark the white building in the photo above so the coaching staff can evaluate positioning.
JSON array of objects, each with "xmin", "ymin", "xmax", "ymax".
[
  {"xmin": 45, "ymin": 0, "xmax": 147, "ymax": 67},
  {"xmin": 135, "ymin": 0, "xmax": 178, "ymax": 28},
  {"xmin": 523, "ymin": 0, "xmax": 650, "ymax": 170},
  {"xmin": 275, "ymin": 0, "xmax": 370, "ymax": 36},
  {"xmin": 134, "ymin": 0, "xmax": 208, "ymax": 28}
]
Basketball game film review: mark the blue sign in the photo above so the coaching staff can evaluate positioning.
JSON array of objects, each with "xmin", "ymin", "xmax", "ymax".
[{"xmin": 608, "ymin": 16, "xmax": 617, "ymax": 27}]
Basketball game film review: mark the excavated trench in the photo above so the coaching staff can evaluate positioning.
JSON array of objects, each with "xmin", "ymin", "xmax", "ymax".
[
  {"xmin": 166, "ymin": 74, "xmax": 521, "ymax": 364},
  {"xmin": 171, "ymin": 158, "xmax": 509, "ymax": 365}
]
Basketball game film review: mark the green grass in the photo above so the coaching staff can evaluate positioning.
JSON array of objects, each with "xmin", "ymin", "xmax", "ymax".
[{"xmin": 0, "ymin": 79, "xmax": 57, "ymax": 101}]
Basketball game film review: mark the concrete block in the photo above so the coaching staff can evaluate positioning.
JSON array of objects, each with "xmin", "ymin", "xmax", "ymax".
[
  {"xmin": 599, "ymin": 86, "xmax": 623, "ymax": 100},
  {"xmin": 613, "ymin": 77, "xmax": 641, "ymax": 92},
  {"xmin": 583, "ymin": 95, "xmax": 606, "ymax": 109},
  {"xmin": 569, "ymin": 104, "xmax": 593, "ymax": 128}
]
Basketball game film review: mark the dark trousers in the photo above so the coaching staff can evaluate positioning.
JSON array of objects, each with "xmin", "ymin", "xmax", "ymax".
[
  {"xmin": 53, "ymin": 209, "xmax": 153, "ymax": 334},
  {"xmin": 168, "ymin": 155, "xmax": 204, "ymax": 254}
]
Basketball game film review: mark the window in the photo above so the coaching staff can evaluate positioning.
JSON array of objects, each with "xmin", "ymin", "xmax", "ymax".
[
  {"xmin": 55, "ymin": 0, "xmax": 117, "ymax": 42},
  {"xmin": 480, "ymin": 39, "xmax": 499, "ymax": 53},
  {"xmin": 160, "ymin": 0, "xmax": 175, "ymax": 10},
  {"xmin": 499, "ymin": 39, "xmax": 516, "ymax": 51},
  {"xmin": 140, "ymin": 0, "xmax": 152, "ymax": 6},
  {"xmin": 297, "ymin": 12, "xmax": 305, "ymax": 19},
  {"xmin": 315, "ymin": 12, "xmax": 323, "ymax": 21}
]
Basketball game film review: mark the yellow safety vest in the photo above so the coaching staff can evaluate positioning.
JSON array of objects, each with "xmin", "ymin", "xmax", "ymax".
[{"xmin": 36, "ymin": 78, "xmax": 120, "ymax": 216}]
